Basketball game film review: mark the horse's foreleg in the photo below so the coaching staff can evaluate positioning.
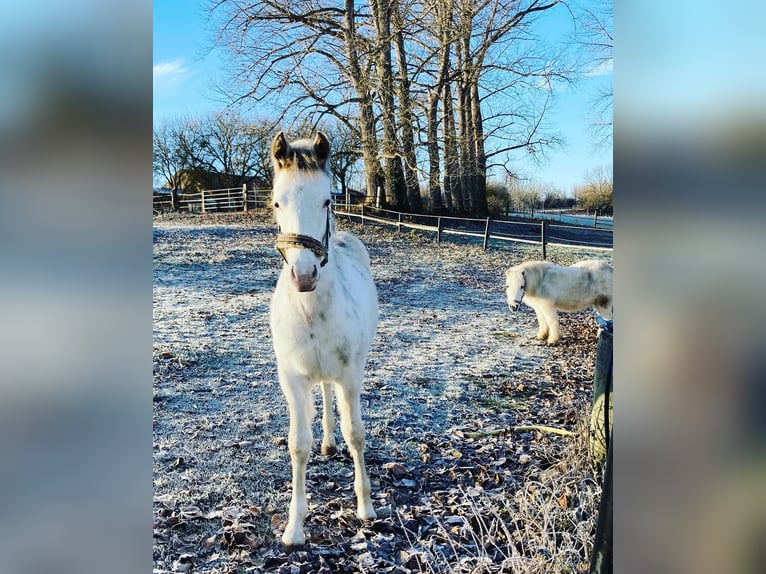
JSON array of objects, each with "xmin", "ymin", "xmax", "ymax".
[
  {"xmin": 533, "ymin": 307, "xmax": 549, "ymax": 341},
  {"xmin": 541, "ymin": 305, "xmax": 561, "ymax": 345},
  {"xmin": 280, "ymin": 375, "xmax": 313, "ymax": 546},
  {"xmin": 320, "ymin": 382, "xmax": 337, "ymax": 455},
  {"xmin": 336, "ymin": 381, "xmax": 376, "ymax": 521}
]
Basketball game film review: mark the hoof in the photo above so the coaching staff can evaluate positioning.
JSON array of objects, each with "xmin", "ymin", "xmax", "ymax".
[
  {"xmin": 320, "ymin": 444, "xmax": 337, "ymax": 456},
  {"xmin": 282, "ymin": 523, "xmax": 306, "ymax": 547},
  {"xmin": 357, "ymin": 504, "xmax": 377, "ymax": 521},
  {"xmin": 281, "ymin": 532, "xmax": 306, "ymax": 548}
]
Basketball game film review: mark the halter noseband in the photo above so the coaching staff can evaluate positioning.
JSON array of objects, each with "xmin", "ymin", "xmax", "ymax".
[
  {"xmin": 512, "ymin": 270, "xmax": 526, "ymax": 309},
  {"xmin": 274, "ymin": 206, "xmax": 331, "ymax": 267}
]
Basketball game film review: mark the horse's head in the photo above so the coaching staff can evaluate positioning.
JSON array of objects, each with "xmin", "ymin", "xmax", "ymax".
[
  {"xmin": 271, "ymin": 131, "xmax": 333, "ymax": 292},
  {"xmin": 505, "ymin": 268, "xmax": 526, "ymax": 311}
]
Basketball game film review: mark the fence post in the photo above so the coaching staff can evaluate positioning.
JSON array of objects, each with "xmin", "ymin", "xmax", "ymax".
[
  {"xmin": 397, "ymin": 212, "xmax": 402, "ymax": 233},
  {"xmin": 588, "ymin": 318, "xmax": 613, "ymax": 574},
  {"xmin": 482, "ymin": 217, "xmax": 491, "ymax": 251},
  {"xmin": 201, "ymin": 190, "xmax": 206, "ymax": 214},
  {"xmin": 594, "ymin": 211, "xmax": 598, "ymax": 228},
  {"xmin": 590, "ymin": 319, "xmax": 613, "ymax": 462},
  {"xmin": 242, "ymin": 184, "xmax": 248, "ymax": 212},
  {"xmin": 361, "ymin": 203, "xmax": 365, "ymax": 226},
  {"xmin": 541, "ymin": 220, "xmax": 546, "ymax": 260},
  {"xmin": 437, "ymin": 217, "xmax": 442, "ymax": 244}
]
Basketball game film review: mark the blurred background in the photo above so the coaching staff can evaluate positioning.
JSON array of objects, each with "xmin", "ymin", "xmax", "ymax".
[{"xmin": 0, "ymin": 2, "xmax": 152, "ymax": 573}]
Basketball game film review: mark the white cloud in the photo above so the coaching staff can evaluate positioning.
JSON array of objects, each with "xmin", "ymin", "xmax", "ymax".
[{"xmin": 153, "ymin": 59, "xmax": 189, "ymax": 87}]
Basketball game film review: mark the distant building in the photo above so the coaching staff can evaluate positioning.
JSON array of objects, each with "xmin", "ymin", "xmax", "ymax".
[
  {"xmin": 332, "ymin": 188, "xmax": 367, "ymax": 205},
  {"xmin": 166, "ymin": 169, "xmax": 269, "ymax": 192}
]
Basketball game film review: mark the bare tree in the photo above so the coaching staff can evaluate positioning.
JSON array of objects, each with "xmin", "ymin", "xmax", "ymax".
[
  {"xmin": 577, "ymin": 0, "xmax": 613, "ymax": 150},
  {"xmin": 153, "ymin": 113, "xmax": 274, "ymax": 200},
  {"xmin": 153, "ymin": 117, "xmax": 200, "ymax": 209},
  {"xmin": 191, "ymin": 111, "xmax": 271, "ymax": 188},
  {"xmin": 324, "ymin": 123, "xmax": 363, "ymax": 202},
  {"xmin": 208, "ymin": 0, "xmax": 573, "ymax": 216},
  {"xmin": 576, "ymin": 165, "xmax": 613, "ymax": 214}
]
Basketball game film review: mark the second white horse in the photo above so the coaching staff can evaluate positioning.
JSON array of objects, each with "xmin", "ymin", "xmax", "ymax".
[{"xmin": 505, "ymin": 259, "xmax": 613, "ymax": 345}]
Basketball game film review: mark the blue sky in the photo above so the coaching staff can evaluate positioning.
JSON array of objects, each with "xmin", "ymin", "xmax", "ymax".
[{"xmin": 154, "ymin": 1, "xmax": 612, "ymax": 195}]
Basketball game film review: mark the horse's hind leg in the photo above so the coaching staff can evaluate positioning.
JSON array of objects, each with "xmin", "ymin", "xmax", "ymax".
[
  {"xmin": 320, "ymin": 382, "xmax": 337, "ymax": 455},
  {"xmin": 335, "ymin": 379, "xmax": 376, "ymax": 521},
  {"xmin": 280, "ymin": 372, "xmax": 313, "ymax": 546},
  {"xmin": 594, "ymin": 296, "xmax": 612, "ymax": 321}
]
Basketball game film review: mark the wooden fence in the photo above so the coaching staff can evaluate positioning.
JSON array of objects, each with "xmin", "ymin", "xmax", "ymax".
[
  {"xmin": 153, "ymin": 192, "xmax": 612, "ymax": 254},
  {"xmin": 153, "ymin": 186, "xmax": 272, "ymax": 214},
  {"xmin": 334, "ymin": 204, "xmax": 613, "ymax": 255}
]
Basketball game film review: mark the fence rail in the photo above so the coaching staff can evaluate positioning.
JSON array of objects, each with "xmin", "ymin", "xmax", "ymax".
[
  {"xmin": 153, "ymin": 186, "xmax": 272, "ymax": 214},
  {"xmin": 334, "ymin": 204, "xmax": 613, "ymax": 255},
  {"xmin": 153, "ymin": 192, "xmax": 613, "ymax": 254}
]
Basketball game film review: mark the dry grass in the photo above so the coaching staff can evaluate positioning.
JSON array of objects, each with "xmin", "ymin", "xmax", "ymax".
[{"xmin": 389, "ymin": 414, "xmax": 602, "ymax": 574}]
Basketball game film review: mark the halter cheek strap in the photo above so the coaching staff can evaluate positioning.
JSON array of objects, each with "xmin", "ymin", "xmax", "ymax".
[
  {"xmin": 513, "ymin": 270, "xmax": 526, "ymax": 308},
  {"xmin": 274, "ymin": 207, "xmax": 331, "ymax": 267}
]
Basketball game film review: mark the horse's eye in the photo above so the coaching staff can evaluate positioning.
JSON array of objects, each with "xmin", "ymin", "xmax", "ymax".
[
  {"xmin": 274, "ymin": 202, "xmax": 280, "ymax": 209},
  {"xmin": 323, "ymin": 199, "xmax": 331, "ymax": 208}
]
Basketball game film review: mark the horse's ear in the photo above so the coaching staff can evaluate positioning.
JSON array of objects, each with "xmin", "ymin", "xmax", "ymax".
[
  {"xmin": 271, "ymin": 132, "xmax": 291, "ymax": 169},
  {"xmin": 313, "ymin": 132, "xmax": 331, "ymax": 164}
]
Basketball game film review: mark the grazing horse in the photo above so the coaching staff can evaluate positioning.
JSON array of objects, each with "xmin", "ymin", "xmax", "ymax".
[
  {"xmin": 269, "ymin": 132, "xmax": 378, "ymax": 546},
  {"xmin": 505, "ymin": 259, "xmax": 613, "ymax": 345}
]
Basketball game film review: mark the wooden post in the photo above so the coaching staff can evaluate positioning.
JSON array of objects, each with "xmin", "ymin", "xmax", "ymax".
[
  {"xmin": 590, "ymin": 319, "xmax": 613, "ymax": 463},
  {"xmin": 588, "ymin": 440, "xmax": 612, "ymax": 574},
  {"xmin": 588, "ymin": 317, "xmax": 613, "ymax": 573},
  {"xmin": 482, "ymin": 217, "xmax": 491, "ymax": 251},
  {"xmin": 541, "ymin": 220, "xmax": 547, "ymax": 260},
  {"xmin": 437, "ymin": 217, "xmax": 442, "ymax": 244},
  {"xmin": 201, "ymin": 190, "xmax": 206, "ymax": 214},
  {"xmin": 242, "ymin": 184, "xmax": 248, "ymax": 212}
]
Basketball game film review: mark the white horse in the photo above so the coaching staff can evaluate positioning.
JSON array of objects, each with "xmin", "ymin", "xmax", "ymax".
[
  {"xmin": 505, "ymin": 259, "xmax": 613, "ymax": 345},
  {"xmin": 269, "ymin": 132, "xmax": 378, "ymax": 546}
]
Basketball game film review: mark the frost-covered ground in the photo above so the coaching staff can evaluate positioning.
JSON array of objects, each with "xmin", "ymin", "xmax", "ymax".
[{"xmin": 153, "ymin": 211, "xmax": 612, "ymax": 573}]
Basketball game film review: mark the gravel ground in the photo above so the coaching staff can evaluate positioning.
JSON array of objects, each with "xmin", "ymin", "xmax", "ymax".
[{"xmin": 153, "ymin": 211, "xmax": 612, "ymax": 573}]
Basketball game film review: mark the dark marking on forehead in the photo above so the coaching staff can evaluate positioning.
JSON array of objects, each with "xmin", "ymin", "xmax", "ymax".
[{"xmin": 271, "ymin": 131, "xmax": 331, "ymax": 173}]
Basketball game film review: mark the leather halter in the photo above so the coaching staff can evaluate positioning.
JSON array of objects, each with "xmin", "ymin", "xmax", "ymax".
[
  {"xmin": 274, "ymin": 207, "xmax": 331, "ymax": 267},
  {"xmin": 512, "ymin": 270, "xmax": 526, "ymax": 309}
]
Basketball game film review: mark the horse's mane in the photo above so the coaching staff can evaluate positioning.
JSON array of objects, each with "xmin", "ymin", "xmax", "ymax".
[
  {"xmin": 516, "ymin": 260, "xmax": 553, "ymax": 296},
  {"xmin": 286, "ymin": 139, "xmax": 329, "ymax": 173},
  {"xmin": 272, "ymin": 132, "xmax": 331, "ymax": 174}
]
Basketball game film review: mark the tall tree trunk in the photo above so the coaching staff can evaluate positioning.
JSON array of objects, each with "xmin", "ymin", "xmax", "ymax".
[
  {"xmin": 470, "ymin": 79, "xmax": 488, "ymax": 216},
  {"xmin": 344, "ymin": 0, "xmax": 384, "ymax": 206},
  {"xmin": 392, "ymin": 2, "xmax": 422, "ymax": 212},
  {"xmin": 426, "ymin": 91, "xmax": 443, "ymax": 212},
  {"xmin": 457, "ymin": 79, "xmax": 476, "ymax": 213},
  {"xmin": 442, "ymin": 81, "xmax": 458, "ymax": 212},
  {"xmin": 371, "ymin": 0, "xmax": 406, "ymax": 209}
]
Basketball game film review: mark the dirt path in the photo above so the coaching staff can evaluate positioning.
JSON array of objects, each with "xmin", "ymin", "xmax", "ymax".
[{"xmin": 153, "ymin": 212, "xmax": 611, "ymax": 573}]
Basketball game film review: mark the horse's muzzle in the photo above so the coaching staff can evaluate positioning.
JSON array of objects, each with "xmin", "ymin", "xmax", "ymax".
[{"xmin": 291, "ymin": 264, "xmax": 318, "ymax": 292}]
